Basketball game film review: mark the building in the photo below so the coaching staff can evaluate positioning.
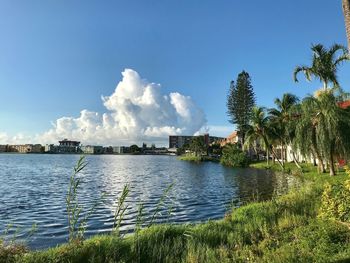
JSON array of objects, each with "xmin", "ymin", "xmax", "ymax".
[
  {"xmin": 169, "ymin": 134, "xmax": 226, "ymax": 149},
  {"xmin": 45, "ymin": 144, "xmax": 58, "ymax": 153},
  {"xmin": 204, "ymin": 133, "xmax": 226, "ymax": 145},
  {"xmin": 59, "ymin": 139, "xmax": 80, "ymax": 147},
  {"xmin": 0, "ymin": 145, "xmax": 7, "ymax": 152},
  {"xmin": 218, "ymin": 131, "xmax": 240, "ymax": 147},
  {"xmin": 169, "ymin": 135, "xmax": 193, "ymax": 149},
  {"xmin": 103, "ymin": 146, "xmax": 114, "ymax": 154},
  {"xmin": 8, "ymin": 144, "xmax": 42, "ymax": 153},
  {"xmin": 112, "ymin": 146, "xmax": 130, "ymax": 154},
  {"xmin": 56, "ymin": 139, "xmax": 81, "ymax": 153},
  {"xmin": 81, "ymin": 145, "xmax": 104, "ymax": 154}
]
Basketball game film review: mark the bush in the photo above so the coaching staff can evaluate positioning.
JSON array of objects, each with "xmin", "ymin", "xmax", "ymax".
[
  {"xmin": 319, "ymin": 180, "xmax": 350, "ymax": 223},
  {"xmin": 220, "ymin": 144, "xmax": 249, "ymax": 167}
]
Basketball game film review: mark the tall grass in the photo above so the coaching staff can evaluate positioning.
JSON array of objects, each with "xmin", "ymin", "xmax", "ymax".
[
  {"xmin": 112, "ymin": 184, "xmax": 130, "ymax": 235},
  {"xmin": 66, "ymin": 156, "xmax": 105, "ymax": 242}
]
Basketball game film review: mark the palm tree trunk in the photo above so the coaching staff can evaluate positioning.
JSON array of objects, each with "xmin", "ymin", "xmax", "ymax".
[
  {"xmin": 270, "ymin": 147, "xmax": 284, "ymax": 170},
  {"xmin": 329, "ymin": 160, "xmax": 335, "ymax": 176},
  {"xmin": 311, "ymin": 152, "xmax": 317, "ymax": 166},
  {"xmin": 329, "ymin": 142, "xmax": 336, "ymax": 176},
  {"xmin": 311, "ymin": 126, "xmax": 326, "ymax": 173},
  {"xmin": 343, "ymin": 0, "xmax": 350, "ymax": 49},
  {"xmin": 291, "ymin": 150, "xmax": 302, "ymax": 169},
  {"xmin": 312, "ymin": 147, "xmax": 326, "ymax": 173},
  {"xmin": 266, "ymin": 148, "xmax": 269, "ymax": 165}
]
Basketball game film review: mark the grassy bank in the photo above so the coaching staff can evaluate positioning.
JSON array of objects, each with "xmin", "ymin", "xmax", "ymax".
[
  {"xmin": 2, "ymin": 163, "xmax": 350, "ymax": 262},
  {"xmin": 178, "ymin": 155, "xmax": 220, "ymax": 163}
]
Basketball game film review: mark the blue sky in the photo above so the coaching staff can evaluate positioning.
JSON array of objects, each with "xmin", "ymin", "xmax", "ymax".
[{"xmin": 0, "ymin": 0, "xmax": 349, "ymax": 144}]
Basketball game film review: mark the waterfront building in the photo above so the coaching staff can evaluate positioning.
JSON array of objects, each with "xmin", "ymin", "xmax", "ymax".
[
  {"xmin": 0, "ymin": 145, "xmax": 8, "ymax": 152},
  {"xmin": 45, "ymin": 144, "xmax": 58, "ymax": 153},
  {"xmin": 169, "ymin": 135, "xmax": 194, "ymax": 148},
  {"xmin": 81, "ymin": 145, "xmax": 104, "ymax": 154},
  {"xmin": 112, "ymin": 146, "xmax": 130, "ymax": 154},
  {"xmin": 55, "ymin": 139, "xmax": 81, "ymax": 153},
  {"xmin": 8, "ymin": 144, "xmax": 42, "ymax": 153},
  {"xmin": 103, "ymin": 146, "xmax": 114, "ymax": 154}
]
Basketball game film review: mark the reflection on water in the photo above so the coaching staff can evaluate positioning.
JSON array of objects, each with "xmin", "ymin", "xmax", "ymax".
[{"xmin": 0, "ymin": 154, "xmax": 299, "ymax": 249}]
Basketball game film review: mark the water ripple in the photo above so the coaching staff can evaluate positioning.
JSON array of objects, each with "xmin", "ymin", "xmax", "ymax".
[{"xmin": 0, "ymin": 154, "xmax": 298, "ymax": 249}]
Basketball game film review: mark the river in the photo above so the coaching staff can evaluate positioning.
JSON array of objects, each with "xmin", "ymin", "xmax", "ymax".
[{"xmin": 0, "ymin": 154, "xmax": 298, "ymax": 249}]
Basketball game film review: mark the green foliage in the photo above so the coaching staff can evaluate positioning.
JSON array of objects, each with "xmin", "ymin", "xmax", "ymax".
[
  {"xmin": 208, "ymin": 142, "xmax": 222, "ymax": 156},
  {"xmin": 295, "ymin": 91, "xmax": 350, "ymax": 175},
  {"xmin": 176, "ymin": 143, "xmax": 189, "ymax": 156},
  {"xmin": 319, "ymin": 180, "xmax": 350, "ymax": 222},
  {"xmin": 294, "ymin": 43, "xmax": 349, "ymax": 90},
  {"xmin": 269, "ymin": 93, "xmax": 301, "ymax": 167},
  {"xmin": 188, "ymin": 136, "xmax": 207, "ymax": 157},
  {"xmin": 220, "ymin": 143, "xmax": 249, "ymax": 167},
  {"xmin": 244, "ymin": 107, "xmax": 284, "ymax": 169},
  {"xmin": 227, "ymin": 71, "xmax": 255, "ymax": 141},
  {"xmin": 178, "ymin": 155, "xmax": 202, "ymax": 162},
  {"xmin": 129, "ymin": 144, "xmax": 140, "ymax": 153}
]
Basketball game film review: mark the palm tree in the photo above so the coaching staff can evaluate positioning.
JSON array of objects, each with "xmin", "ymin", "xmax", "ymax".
[
  {"xmin": 244, "ymin": 107, "xmax": 284, "ymax": 169},
  {"xmin": 295, "ymin": 100, "xmax": 326, "ymax": 174},
  {"xmin": 269, "ymin": 93, "xmax": 301, "ymax": 168},
  {"xmin": 296, "ymin": 91, "xmax": 350, "ymax": 176},
  {"xmin": 343, "ymin": 0, "xmax": 350, "ymax": 49},
  {"xmin": 293, "ymin": 43, "xmax": 349, "ymax": 90}
]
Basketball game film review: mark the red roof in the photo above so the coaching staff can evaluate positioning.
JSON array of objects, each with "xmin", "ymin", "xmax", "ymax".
[{"xmin": 338, "ymin": 100, "xmax": 350, "ymax": 109}]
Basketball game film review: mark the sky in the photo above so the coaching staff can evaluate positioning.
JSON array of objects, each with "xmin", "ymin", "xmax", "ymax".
[{"xmin": 0, "ymin": 0, "xmax": 349, "ymax": 146}]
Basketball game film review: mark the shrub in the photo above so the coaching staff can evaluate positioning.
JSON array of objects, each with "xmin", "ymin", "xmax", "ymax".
[
  {"xmin": 319, "ymin": 180, "xmax": 350, "ymax": 223},
  {"xmin": 220, "ymin": 144, "xmax": 249, "ymax": 167}
]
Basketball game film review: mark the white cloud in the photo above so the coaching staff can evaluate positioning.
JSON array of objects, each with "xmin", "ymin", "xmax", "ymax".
[
  {"xmin": 206, "ymin": 125, "xmax": 234, "ymax": 138},
  {"xmin": 1, "ymin": 69, "xmax": 207, "ymax": 146}
]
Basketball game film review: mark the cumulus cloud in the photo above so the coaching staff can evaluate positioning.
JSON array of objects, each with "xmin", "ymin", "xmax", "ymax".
[{"xmin": 23, "ymin": 69, "xmax": 206, "ymax": 145}]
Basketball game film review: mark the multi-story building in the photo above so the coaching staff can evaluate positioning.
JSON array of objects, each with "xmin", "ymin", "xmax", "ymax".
[
  {"xmin": 56, "ymin": 139, "xmax": 81, "ymax": 153},
  {"xmin": 169, "ymin": 134, "xmax": 225, "ymax": 149},
  {"xmin": 45, "ymin": 144, "xmax": 58, "ymax": 153},
  {"xmin": 8, "ymin": 144, "xmax": 42, "ymax": 153},
  {"xmin": 169, "ymin": 135, "xmax": 194, "ymax": 149}
]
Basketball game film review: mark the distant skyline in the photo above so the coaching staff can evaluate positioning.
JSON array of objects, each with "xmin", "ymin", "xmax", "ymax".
[{"xmin": 0, "ymin": 1, "xmax": 349, "ymax": 145}]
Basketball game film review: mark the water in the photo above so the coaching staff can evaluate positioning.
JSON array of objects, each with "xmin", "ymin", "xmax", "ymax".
[{"xmin": 0, "ymin": 154, "xmax": 298, "ymax": 249}]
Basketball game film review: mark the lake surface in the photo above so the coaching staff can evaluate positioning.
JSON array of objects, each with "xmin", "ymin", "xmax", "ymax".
[{"xmin": 0, "ymin": 154, "xmax": 298, "ymax": 249}]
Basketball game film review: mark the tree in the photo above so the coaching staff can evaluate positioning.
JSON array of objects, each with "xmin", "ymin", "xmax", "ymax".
[
  {"xmin": 269, "ymin": 93, "xmax": 301, "ymax": 168},
  {"xmin": 220, "ymin": 144, "xmax": 249, "ymax": 167},
  {"xmin": 189, "ymin": 136, "xmax": 207, "ymax": 157},
  {"xmin": 244, "ymin": 107, "xmax": 284, "ymax": 169},
  {"xmin": 208, "ymin": 142, "xmax": 222, "ymax": 156},
  {"xmin": 227, "ymin": 71, "xmax": 256, "ymax": 145},
  {"xmin": 343, "ymin": 0, "xmax": 350, "ymax": 49},
  {"xmin": 130, "ymin": 144, "xmax": 140, "ymax": 153},
  {"xmin": 296, "ymin": 91, "xmax": 350, "ymax": 176},
  {"xmin": 293, "ymin": 44, "xmax": 349, "ymax": 90}
]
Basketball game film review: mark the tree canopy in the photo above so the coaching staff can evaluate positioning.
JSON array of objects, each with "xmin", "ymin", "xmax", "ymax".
[{"xmin": 227, "ymin": 71, "xmax": 255, "ymax": 144}]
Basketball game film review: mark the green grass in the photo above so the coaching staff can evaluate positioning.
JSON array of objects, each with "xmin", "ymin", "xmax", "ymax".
[
  {"xmin": 2, "ymin": 162, "xmax": 350, "ymax": 262},
  {"xmin": 178, "ymin": 154, "xmax": 220, "ymax": 163}
]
